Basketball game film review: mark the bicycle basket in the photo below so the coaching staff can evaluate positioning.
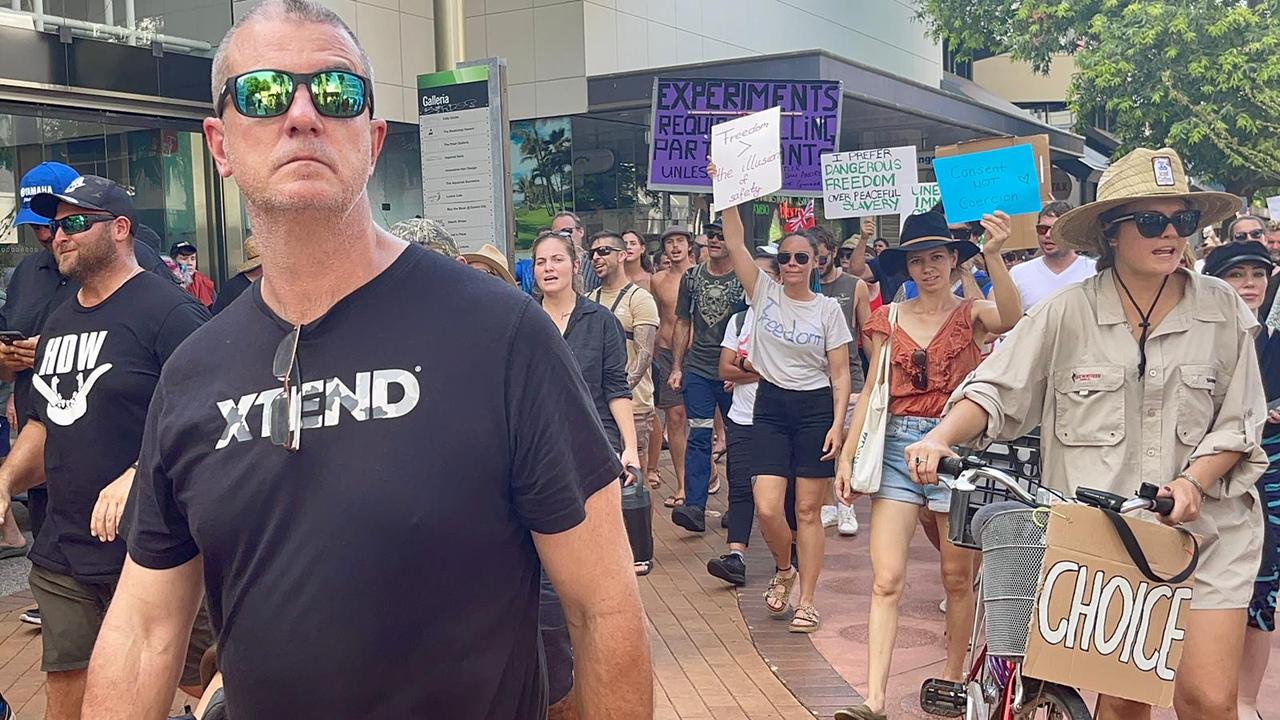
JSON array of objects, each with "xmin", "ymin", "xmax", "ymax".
[
  {"xmin": 978, "ymin": 507, "xmax": 1049, "ymax": 658},
  {"xmin": 947, "ymin": 433, "xmax": 1053, "ymax": 550}
]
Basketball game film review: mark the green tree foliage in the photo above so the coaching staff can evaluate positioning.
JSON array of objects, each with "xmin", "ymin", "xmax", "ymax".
[{"xmin": 916, "ymin": 0, "xmax": 1280, "ymax": 198}]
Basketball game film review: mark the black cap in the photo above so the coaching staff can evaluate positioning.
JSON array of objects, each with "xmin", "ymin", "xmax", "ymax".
[
  {"xmin": 170, "ymin": 241, "xmax": 197, "ymax": 256},
  {"xmin": 30, "ymin": 175, "xmax": 135, "ymax": 227},
  {"xmin": 1203, "ymin": 241, "xmax": 1274, "ymax": 278}
]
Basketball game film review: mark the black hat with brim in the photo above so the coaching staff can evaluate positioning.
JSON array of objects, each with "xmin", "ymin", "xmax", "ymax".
[
  {"xmin": 876, "ymin": 210, "xmax": 981, "ymax": 276},
  {"xmin": 1203, "ymin": 241, "xmax": 1275, "ymax": 278}
]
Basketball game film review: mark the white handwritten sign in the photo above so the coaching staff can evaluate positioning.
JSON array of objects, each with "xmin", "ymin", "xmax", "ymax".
[
  {"xmin": 710, "ymin": 107, "xmax": 783, "ymax": 212},
  {"xmin": 904, "ymin": 182, "xmax": 941, "ymax": 217},
  {"xmin": 820, "ymin": 145, "xmax": 918, "ymax": 219},
  {"xmin": 1268, "ymin": 195, "xmax": 1280, "ymax": 221}
]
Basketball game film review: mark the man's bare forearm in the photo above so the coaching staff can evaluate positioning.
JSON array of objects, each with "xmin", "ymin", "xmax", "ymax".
[
  {"xmin": 671, "ymin": 318, "xmax": 691, "ymax": 369},
  {"xmin": 569, "ymin": 598, "xmax": 653, "ymax": 718},
  {"xmin": 628, "ymin": 325, "xmax": 656, "ymax": 389},
  {"xmin": 83, "ymin": 559, "xmax": 204, "ymax": 720},
  {"xmin": 0, "ymin": 421, "xmax": 46, "ymax": 496}
]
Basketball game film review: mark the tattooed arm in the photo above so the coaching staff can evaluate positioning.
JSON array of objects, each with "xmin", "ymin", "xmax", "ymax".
[{"xmin": 628, "ymin": 324, "xmax": 657, "ymax": 390}]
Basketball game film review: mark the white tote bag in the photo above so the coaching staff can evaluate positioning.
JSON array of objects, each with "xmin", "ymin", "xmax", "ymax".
[{"xmin": 849, "ymin": 303, "xmax": 897, "ymax": 494}]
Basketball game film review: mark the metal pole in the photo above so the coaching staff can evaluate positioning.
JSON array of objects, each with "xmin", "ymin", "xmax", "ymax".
[
  {"xmin": 432, "ymin": 0, "xmax": 463, "ymax": 71},
  {"xmin": 32, "ymin": 0, "xmax": 43, "ymax": 32},
  {"xmin": 103, "ymin": 0, "xmax": 112, "ymax": 28},
  {"xmin": 124, "ymin": 0, "xmax": 134, "ymax": 44}
]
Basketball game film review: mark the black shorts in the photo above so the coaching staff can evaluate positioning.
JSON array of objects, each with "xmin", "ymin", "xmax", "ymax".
[
  {"xmin": 650, "ymin": 348, "xmax": 682, "ymax": 410},
  {"xmin": 751, "ymin": 380, "xmax": 836, "ymax": 479}
]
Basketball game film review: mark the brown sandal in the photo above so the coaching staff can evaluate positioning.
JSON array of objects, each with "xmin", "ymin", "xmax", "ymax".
[
  {"xmin": 789, "ymin": 604, "xmax": 820, "ymax": 633},
  {"xmin": 763, "ymin": 570, "xmax": 797, "ymax": 617},
  {"xmin": 834, "ymin": 705, "xmax": 887, "ymax": 720},
  {"xmin": 663, "ymin": 494, "xmax": 685, "ymax": 508}
]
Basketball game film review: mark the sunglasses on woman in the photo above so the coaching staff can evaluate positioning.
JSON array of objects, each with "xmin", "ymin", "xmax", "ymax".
[
  {"xmin": 49, "ymin": 214, "xmax": 117, "ymax": 236},
  {"xmin": 1234, "ymin": 229, "xmax": 1266, "ymax": 242},
  {"xmin": 1107, "ymin": 209, "xmax": 1201, "ymax": 238},
  {"xmin": 217, "ymin": 69, "xmax": 374, "ymax": 119},
  {"xmin": 910, "ymin": 349, "xmax": 928, "ymax": 390},
  {"xmin": 777, "ymin": 251, "xmax": 811, "ymax": 266}
]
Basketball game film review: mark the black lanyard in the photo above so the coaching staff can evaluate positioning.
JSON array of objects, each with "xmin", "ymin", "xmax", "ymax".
[{"xmin": 1114, "ymin": 271, "xmax": 1170, "ymax": 379}]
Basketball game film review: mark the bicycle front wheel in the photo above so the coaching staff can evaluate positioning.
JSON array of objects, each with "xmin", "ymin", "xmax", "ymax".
[{"xmin": 1010, "ymin": 681, "xmax": 1091, "ymax": 720}]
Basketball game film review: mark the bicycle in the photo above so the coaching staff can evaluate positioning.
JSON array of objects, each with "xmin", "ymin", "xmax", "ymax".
[{"xmin": 916, "ymin": 454, "xmax": 1176, "ymax": 720}]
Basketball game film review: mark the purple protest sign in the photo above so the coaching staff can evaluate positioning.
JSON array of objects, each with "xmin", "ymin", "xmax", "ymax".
[{"xmin": 647, "ymin": 78, "xmax": 843, "ymax": 196}]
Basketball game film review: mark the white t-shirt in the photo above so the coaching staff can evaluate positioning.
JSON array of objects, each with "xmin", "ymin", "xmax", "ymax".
[
  {"xmin": 1010, "ymin": 255, "xmax": 1097, "ymax": 311},
  {"xmin": 721, "ymin": 308, "xmax": 757, "ymax": 426},
  {"xmin": 746, "ymin": 268, "xmax": 853, "ymax": 391}
]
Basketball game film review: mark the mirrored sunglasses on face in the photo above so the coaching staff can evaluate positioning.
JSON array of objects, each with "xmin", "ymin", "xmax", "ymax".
[
  {"xmin": 590, "ymin": 246, "xmax": 624, "ymax": 257},
  {"xmin": 49, "ymin": 213, "xmax": 117, "ymax": 236},
  {"xmin": 1234, "ymin": 229, "xmax": 1266, "ymax": 242},
  {"xmin": 1108, "ymin": 209, "xmax": 1201, "ymax": 238},
  {"xmin": 777, "ymin": 251, "xmax": 811, "ymax": 265},
  {"xmin": 218, "ymin": 69, "xmax": 373, "ymax": 119}
]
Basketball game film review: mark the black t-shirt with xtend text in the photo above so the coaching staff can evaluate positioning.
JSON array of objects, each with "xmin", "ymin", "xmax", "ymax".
[
  {"xmin": 29, "ymin": 271, "xmax": 207, "ymax": 582},
  {"xmin": 126, "ymin": 245, "xmax": 622, "ymax": 719}
]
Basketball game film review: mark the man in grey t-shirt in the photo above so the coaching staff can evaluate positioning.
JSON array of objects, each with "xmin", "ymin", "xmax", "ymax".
[{"xmin": 812, "ymin": 227, "xmax": 868, "ymax": 392}]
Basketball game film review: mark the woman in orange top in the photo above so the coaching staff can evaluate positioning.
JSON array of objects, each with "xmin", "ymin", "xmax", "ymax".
[{"xmin": 833, "ymin": 209, "xmax": 1022, "ymax": 720}]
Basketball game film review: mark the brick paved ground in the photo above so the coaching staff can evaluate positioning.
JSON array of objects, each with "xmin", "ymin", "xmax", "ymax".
[{"xmin": 0, "ymin": 454, "xmax": 1277, "ymax": 719}]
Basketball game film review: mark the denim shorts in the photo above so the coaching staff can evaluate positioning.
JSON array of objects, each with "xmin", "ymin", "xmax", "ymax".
[{"xmin": 875, "ymin": 415, "xmax": 951, "ymax": 513}]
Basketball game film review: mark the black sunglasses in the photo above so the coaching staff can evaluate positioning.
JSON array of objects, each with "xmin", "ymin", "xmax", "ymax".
[
  {"xmin": 1234, "ymin": 229, "xmax": 1266, "ymax": 242},
  {"xmin": 705, "ymin": 231, "xmax": 724, "ymax": 241},
  {"xmin": 218, "ymin": 69, "xmax": 373, "ymax": 119},
  {"xmin": 911, "ymin": 349, "xmax": 928, "ymax": 390},
  {"xmin": 270, "ymin": 325, "xmax": 302, "ymax": 452},
  {"xmin": 590, "ymin": 246, "xmax": 624, "ymax": 257},
  {"xmin": 837, "ymin": 248, "xmax": 854, "ymax": 259},
  {"xmin": 49, "ymin": 213, "xmax": 117, "ymax": 236},
  {"xmin": 777, "ymin": 251, "xmax": 811, "ymax": 266},
  {"xmin": 1108, "ymin": 209, "xmax": 1201, "ymax": 238},
  {"xmin": 949, "ymin": 227, "xmax": 973, "ymax": 241}
]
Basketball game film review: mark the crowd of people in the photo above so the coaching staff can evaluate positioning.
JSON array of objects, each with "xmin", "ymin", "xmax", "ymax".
[{"xmin": 0, "ymin": 1, "xmax": 1274, "ymax": 719}]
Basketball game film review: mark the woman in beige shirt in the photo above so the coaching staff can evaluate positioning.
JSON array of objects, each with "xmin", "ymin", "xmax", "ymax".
[{"xmin": 906, "ymin": 148, "xmax": 1264, "ymax": 720}]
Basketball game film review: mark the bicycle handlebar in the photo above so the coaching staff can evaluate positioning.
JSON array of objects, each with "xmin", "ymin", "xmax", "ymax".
[{"xmin": 938, "ymin": 454, "xmax": 1174, "ymax": 516}]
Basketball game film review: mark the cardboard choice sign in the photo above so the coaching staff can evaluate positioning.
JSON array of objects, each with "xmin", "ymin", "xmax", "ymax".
[
  {"xmin": 648, "ymin": 78, "xmax": 842, "ymax": 196},
  {"xmin": 1023, "ymin": 504, "xmax": 1197, "ymax": 707},
  {"xmin": 820, "ymin": 146, "xmax": 918, "ymax": 218},
  {"xmin": 710, "ymin": 107, "xmax": 783, "ymax": 211}
]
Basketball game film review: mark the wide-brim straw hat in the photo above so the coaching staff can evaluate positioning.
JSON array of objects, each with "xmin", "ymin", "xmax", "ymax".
[
  {"xmin": 1053, "ymin": 147, "xmax": 1240, "ymax": 254},
  {"xmin": 876, "ymin": 210, "xmax": 981, "ymax": 277},
  {"xmin": 461, "ymin": 243, "xmax": 516, "ymax": 286}
]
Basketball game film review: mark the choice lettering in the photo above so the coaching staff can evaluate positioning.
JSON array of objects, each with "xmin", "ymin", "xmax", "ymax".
[{"xmin": 1037, "ymin": 559, "xmax": 1192, "ymax": 681}]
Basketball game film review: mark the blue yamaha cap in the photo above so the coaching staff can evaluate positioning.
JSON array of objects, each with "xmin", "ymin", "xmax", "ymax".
[{"xmin": 16, "ymin": 162, "xmax": 79, "ymax": 226}]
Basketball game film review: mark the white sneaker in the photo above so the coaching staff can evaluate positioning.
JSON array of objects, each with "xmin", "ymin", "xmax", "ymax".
[
  {"xmin": 837, "ymin": 504, "xmax": 859, "ymax": 536},
  {"xmin": 820, "ymin": 505, "xmax": 838, "ymax": 528},
  {"xmin": 939, "ymin": 597, "xmax": 947, "ymax": 613}
]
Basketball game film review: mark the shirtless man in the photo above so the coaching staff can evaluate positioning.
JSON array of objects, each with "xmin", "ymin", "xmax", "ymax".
[
  {"xmin": 622, "ymin": 230, "xmax": 652, "ymax": 292},
  {"xmin": 649, "ymin": 227, "xmax": 696, "ymax": 505}
]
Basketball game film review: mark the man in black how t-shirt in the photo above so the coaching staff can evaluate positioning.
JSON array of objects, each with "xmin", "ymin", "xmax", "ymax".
[
  {"xmin": 0, "ymin": 165, "xmax": 179, "ymax": 634},
  {"xmin": 82, "ymin": 2, "xmax": 650, "ymax": 719},
  {"xmin": 0, "ymin": 175, "xmax": 211, "ymax": 719}
]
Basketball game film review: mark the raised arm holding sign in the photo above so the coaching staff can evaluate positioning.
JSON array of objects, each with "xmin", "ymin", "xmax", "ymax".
[{"xmin": 710, "ymin": 107, "xmax": 783, "ymax": 212}]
